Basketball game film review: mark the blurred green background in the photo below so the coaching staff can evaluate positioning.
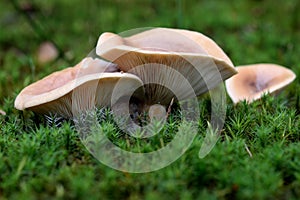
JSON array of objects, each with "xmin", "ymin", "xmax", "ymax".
[
  {"xmin": 0, "ymin": 0, "xmax": 300, "ymax": 199},
  {"xmin": 1, "ymin": 0, "xmax": 299, "ymax": 104}
]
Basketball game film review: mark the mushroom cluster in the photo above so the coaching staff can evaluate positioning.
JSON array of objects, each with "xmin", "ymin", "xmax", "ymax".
[{"xmin": 14, "ymin": 27, "xmax": 296, "ymax": 120}]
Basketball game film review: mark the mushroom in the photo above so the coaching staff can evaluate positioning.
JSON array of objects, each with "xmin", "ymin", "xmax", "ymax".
[
  {"xmin": 225, "ymin": 63, "xmax": 296, "ymax": 104},
  {"xmin": 14, "ymin": 57, "xmax": 144, "ymax": 119},
  {"xmin": 0, "ymin": 109, "xmax": 6, "ymax": 116},
  {"xmin": 37, "ymin": 41, "xmax": 59, "ymax": 64},
  {"xmin": 96, "ymin": 28, "xmax": 237, "ymax": 106}
]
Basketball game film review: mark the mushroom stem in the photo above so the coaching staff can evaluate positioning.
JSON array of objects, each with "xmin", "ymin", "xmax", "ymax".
[{"xmin": 148, "ymin": 104, "xmax": 167, "ymax": 121}]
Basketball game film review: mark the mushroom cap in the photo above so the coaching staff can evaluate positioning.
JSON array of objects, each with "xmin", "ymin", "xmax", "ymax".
[
  {"xmin": 96, "ymin": 28, "xmax": 237, "ymax": 104},
  {"xmin": 14, "ymin": 57, "xmax": 144, "ymax": 118},
  {"xmin": 225, "ymin": 63, "xmax": 297, "ymax": 104},
  {"xmin": 97, "ymin": 28, "xmax": 233, "ymax": 67}
]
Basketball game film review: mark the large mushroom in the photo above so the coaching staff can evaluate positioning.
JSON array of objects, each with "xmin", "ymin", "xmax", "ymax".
[
  {"xmin": 225, "ymin": 63, "xmax": 296, "ymax": 104},
  {"xmin": 14, "ymin": 57, "xmax": 144, "ymax": 119},
  {"xmin": 96, "ymin": 28, "xmax": 237, "ymax": 106}
]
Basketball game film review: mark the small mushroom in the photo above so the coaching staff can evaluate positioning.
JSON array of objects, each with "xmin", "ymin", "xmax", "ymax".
[
  {"xmin": 14, "ymin": 57, "xmax": 144, "ymax": 118},
  {"xmin": 96, "ymin": 28, "xmax": 237, "ymax": 105},
  {"xmin": 225, "ymin": 63, "xmax": 296, "ymax": 104},
  {"xmin": 0, "ymin": 109, "xmax": 6, "ymax": 116},
  {"xmin": 37, "ymin": 41, "xmax": 59, "ymax": 64}
]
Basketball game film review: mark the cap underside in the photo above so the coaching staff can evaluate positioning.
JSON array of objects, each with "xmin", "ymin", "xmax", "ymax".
[{"xmin": 15, "ymin": 72, "xmax": 143, "ymax": 111}]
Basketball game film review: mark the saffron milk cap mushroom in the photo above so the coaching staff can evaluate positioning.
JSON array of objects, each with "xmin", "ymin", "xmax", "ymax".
[
  {"xmin": 96, "ymin": 28, "xmax": 237, "ymax": 105},
  {"xmin": 14, "ymin": 57, "xmax": 144, "ymax": 118},
  {"xmin": 225, "ymin": 63, "xmax": 296, "ymax": 104}
]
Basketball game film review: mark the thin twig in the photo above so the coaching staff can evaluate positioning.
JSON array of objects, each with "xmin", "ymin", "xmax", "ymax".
[
  {"xmin": 244, "ymin": 143, "xmax": 253, "ymax": 158},
  {"xmin": 166, "ymin": 97, "xmax": 174, "ymax": 118}
]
